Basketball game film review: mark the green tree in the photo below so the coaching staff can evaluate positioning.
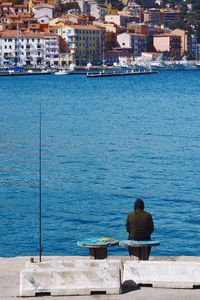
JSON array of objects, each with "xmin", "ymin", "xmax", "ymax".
[
  {"xmin": 60, "ymin": 2, "xmax": 79, "ymax": 14},
  {"xmin": 12, "ymin": 0, "xmax": 24, "ymax": 4}
]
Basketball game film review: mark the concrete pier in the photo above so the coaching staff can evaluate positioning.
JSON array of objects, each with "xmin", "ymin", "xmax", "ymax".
[{"xmin": 1, "ymin": 256, "xmax": 200, "ymax": 300}]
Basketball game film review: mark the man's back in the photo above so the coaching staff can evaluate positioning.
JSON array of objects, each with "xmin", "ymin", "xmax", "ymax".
[{"xmin": 126, "ymin": 210, "xmax": 154, "ymax": 241}]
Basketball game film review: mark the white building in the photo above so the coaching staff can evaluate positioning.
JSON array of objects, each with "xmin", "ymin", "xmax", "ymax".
[
  {"xmin": 105, "ymin": 14, "xmax": 135, "ymax": 26},
  {"xmin": 0, "ymin": 30, "xmax": 60, "ymax": 67},
  {"xmin": 117, "ymin": 32, "xmax": 147, "ymax": 57},
  {"xmin": 33, "ymin": 4, "xmax": 54, "ymax": 24},
  {"xmin": 89, "ymin": 3, "xmax": 106, "ymax": 20}
]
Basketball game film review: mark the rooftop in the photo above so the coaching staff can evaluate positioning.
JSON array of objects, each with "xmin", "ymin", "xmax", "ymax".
[{"xmin": 0, "ymin": 30, "xmax": 58, "ymax": 38}]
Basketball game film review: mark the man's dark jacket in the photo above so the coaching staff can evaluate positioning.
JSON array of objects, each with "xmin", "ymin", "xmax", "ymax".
[{"xmin": 126, "ymin": 209, "xmax": 154, "ymax": 241}]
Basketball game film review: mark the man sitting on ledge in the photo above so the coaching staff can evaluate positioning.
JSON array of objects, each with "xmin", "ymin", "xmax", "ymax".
[{"xmin": 126, "ymin": 198, "xmax": 154, "ymax": 259}]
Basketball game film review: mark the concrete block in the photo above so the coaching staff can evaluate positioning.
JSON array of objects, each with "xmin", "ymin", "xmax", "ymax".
[
  {"xmin": 123, "ymin": 261, "xmax": 200, "ymax": 289},
  {"xmin": 20, "ymin": 259, "xmax": 122, "ymax": 296}
]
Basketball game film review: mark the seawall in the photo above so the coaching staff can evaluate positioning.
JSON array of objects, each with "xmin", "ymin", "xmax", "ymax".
[{"xmin": 1, "ymin": 256, "xmax": 200, "ymax": 300}]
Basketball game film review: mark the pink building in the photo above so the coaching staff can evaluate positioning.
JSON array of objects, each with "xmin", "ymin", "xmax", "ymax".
[{"xmin": 153, "ymin": 34, "xmax": 181, "ymax": 59}]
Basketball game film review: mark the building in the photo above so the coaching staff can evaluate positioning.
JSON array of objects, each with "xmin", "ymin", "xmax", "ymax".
[
  {"xmin": 127, "ymin": 23, "xmax": 149, "ymax": 35},
  {"xmin": 189, "ymin": 34, "xmax": 197, "ymax": 59},
  {"xmin": 90, "ymin": 2, "xmax": 107, "ymax": 20},
  {"xmin": 33, "ymin": 4, "xmax": 54, "ymax": 24},
  {"xmin": 196, "ymin": 44, "xmax": 200, "ymax": 59},
  {"xmin": 0, "ymin": 30, "xmax": 60, "ymax": 66},
  {"xmin": 14, "ymin": 4, "xmax": 28, "ymax": 15},
  {"xmin": 117, "ymin": 32, "xmax": 147, "ymax": 57},
  {"xmin": 141, "ymin": 52, "xmax": 162, "ymax": 61},
  {"xmin": 153, "ymin": 34, "xmax": 181, "ymax": 59},
  {"xmin": 161, "ymin": 9, "xmax": 181, "ymax": 25},
  {"xmin": 65, "ymin": 13, "xmax": 93, "ymax": 25},
  {"xmin": 143, "ymin": 9, "xmax": 161, "ymax": 25},
  {"xmin": 171, "ymin": 29, "xmax": 197, "ymax": 58},
  {"xmin": 57, "ymin": 24, "xmax": 104, "ymax": 65},
  {"xmin": 171, "ymin": 29, "xmax": 189, "ymax": 56},
  {"xmin": 104, "ymin": 47, "xmax": 132, "ymax": 65},
  {"xmin": 0, "ymin": 2, "xmax": 28, "ymax": 16},
  {"xmin": 105, "ymin": 14, "xmax": 136, "ymax": 27},
  {"xmin": 0, "ymin": 1, "xmax": 13, "ymax": 16}
]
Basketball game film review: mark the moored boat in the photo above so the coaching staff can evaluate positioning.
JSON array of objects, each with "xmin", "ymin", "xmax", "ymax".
[{"xmin": 54, "ymin": 70, "xmax": 70, "ymax": 75}]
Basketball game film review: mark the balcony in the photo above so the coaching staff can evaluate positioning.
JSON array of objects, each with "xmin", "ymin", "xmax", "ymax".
[{"xmin": 45, "ymin": 43, "xmax": 57, "ymax": 47}]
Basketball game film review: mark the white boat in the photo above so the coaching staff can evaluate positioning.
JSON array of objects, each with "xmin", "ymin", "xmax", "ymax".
[
  {"xmin": 86, "ymin": 62, "xmax": 92, "ymax": 69},
  {"xmin": 54, "ymin": 70, "xmax": 70, "ymax": 75},
  {"xmin": 164, "ymin": 59, "xmax": 196, "ymax": 70},
  {"xmin": 69, "ymin": 63, "xmax": 76, "ymax": 71}
]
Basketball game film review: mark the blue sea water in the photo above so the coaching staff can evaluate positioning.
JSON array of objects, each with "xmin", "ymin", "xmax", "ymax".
[{"xmin": 0, "ymin": 71, "xmax": 200, "ymax": 257}]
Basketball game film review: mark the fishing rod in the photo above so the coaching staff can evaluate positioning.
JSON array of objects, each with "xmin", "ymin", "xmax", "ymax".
[{"xmin": 39, "ymin": 96, "xmax": 42, "ymax": 262}]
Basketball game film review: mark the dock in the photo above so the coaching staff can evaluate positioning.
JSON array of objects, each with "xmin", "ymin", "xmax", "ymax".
[{"xmin": 86, "ymin": 70, "xmax": 157, "ymax": 77}]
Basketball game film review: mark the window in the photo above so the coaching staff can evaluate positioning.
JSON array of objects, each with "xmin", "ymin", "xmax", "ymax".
[
  {"xmin": 8, "ymin": 39, "xmax": 12, "ymax": 42},
  {"xmin": 32, "ymin": 39, "xmax": 34, "ymax": 42},
  {"xmin": 4, "ymin": 45, "xmax": 7, "ymax": 49}
]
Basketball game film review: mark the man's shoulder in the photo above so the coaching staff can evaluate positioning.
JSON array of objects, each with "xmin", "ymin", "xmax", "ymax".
[
  {"xmin": 127, "ymin": 211, "xmax": 135, "ymax": 218},
  {"xmin": 143, "ymin": 210, "xmax": 152, "ymax": 217}
]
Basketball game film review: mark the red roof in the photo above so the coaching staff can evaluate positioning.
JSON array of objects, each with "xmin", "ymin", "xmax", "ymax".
[{"xmin": 0, "ymin": 30, "xmax": 59, "ymax": 38}]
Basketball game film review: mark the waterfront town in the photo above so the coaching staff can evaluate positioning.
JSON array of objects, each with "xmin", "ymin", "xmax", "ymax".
[{"xmin": 0, "ymin": 0, "xmax": 200, "ymax": 67}]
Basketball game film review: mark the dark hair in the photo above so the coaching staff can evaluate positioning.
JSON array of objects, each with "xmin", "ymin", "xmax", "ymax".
[{"xmin": 134, "ymin": 199, "xmax": 144, "ymax": 211}]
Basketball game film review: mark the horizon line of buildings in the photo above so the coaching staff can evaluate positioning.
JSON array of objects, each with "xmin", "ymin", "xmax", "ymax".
[{"xmin": 0, "ymin": 1, "xmax": 200, "ymax": 67}]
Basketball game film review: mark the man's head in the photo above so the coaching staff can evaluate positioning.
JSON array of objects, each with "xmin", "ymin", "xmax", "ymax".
[{"xmin": 134, "ymin": 198, "xmax": 144, "ymax": 211}]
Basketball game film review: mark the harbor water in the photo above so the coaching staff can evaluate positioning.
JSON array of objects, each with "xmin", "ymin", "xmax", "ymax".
[{"xmin": 0, "ymin": 70, "xmax": 200, "ymax": 257}]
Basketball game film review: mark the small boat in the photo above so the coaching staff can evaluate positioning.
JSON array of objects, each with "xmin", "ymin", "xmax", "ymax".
[{"xmin": 54, "ymin": 70, "xmax": 70, "ymax": 75}]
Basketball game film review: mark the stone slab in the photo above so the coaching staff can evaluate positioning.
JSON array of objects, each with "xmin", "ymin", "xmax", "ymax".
[
  {"xmin": 20, "ymin": 259, "xmax": 122, "ymax": 296},
  {"xmin": 123, "ymin": 261, "xmax": 200, "ymax": 289}
]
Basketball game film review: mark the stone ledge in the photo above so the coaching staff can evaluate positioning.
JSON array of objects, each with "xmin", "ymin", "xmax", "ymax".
[
  {"xmin": 20, "ymin": 259, "xmax": 122, "ymax": 297},
  {"xmin": 123, "ymin": 261, "xmax": 200, "ymax": 289}
]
